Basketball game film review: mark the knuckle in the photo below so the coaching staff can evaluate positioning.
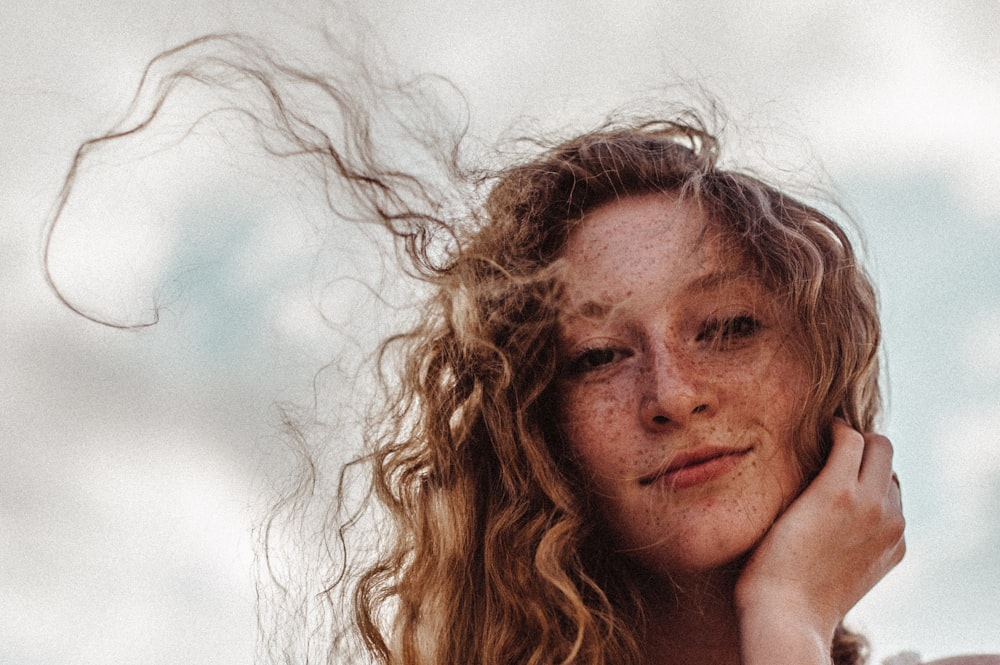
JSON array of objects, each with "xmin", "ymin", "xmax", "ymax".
[
  {"xmin": 861, "ymin": 500, "xmax": 884, "ymax": 524},
  {"xmin": 832, "ymin": 419, "xmax": 865, "ymax": 447},
  {"xmin": 841, "ymin": 428, "xmax": 866, "ymax": 449},
  {"xmin": 886, "ymin": 512, "xmax": 906, "ymax": 541},
  {"xmin": 830, "ymin": 485, "xmax": 859, "ymax": 511},
  {"xmin": 891, "ymin": 538, "xmax": 907, "ymax": 566},
  {"xmin": 864, "ymin": 433, "xmax": 893, "ymax": 457}
]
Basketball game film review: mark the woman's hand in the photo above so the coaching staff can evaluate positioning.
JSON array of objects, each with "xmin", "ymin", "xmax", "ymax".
[{"xmin": 735, "ymin": 419, "xmax": 906, "ymax": 664}]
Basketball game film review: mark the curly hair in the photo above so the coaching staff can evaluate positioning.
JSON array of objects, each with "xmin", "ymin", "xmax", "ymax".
[
  {"xmin": 357, "ymin": 119, "xmax": 880, "ymax": 665},
  {"xmin": 45, "ymin": 34, "xmax": 880, "ymax": 665}
]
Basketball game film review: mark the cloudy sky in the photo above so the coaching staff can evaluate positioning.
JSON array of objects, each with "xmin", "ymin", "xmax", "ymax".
[{"xmin": 2, "ymin": 2, "xmax": 999, "ymax": 664}]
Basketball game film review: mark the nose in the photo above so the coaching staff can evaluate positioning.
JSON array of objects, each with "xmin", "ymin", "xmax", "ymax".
[{"xmin": 639, "ymin": 346, "xmax": 714, "ymax": 429}]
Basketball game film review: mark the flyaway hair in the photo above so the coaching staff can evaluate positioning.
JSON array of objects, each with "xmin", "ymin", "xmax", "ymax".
[{"xmin": 47, "ymin": 34, "xmax": 878, "ymax": 665}]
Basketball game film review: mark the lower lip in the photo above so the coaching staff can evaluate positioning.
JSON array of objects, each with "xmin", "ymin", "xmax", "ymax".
[{"xmin": 656, "ymin": 451, "xmax": 750, "ymax": 490}]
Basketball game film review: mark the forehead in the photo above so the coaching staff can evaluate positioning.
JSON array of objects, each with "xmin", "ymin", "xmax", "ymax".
[
  {"xmin": 566, "ymin": 191, "xmax": 707, "ymax": 248},
  {"xmin": 560, "ymin": 193, "xmax": 730, "ymax": 305}
]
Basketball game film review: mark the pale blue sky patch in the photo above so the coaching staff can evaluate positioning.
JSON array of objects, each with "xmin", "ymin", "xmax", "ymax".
[
  {"xmin": 840, "ymin": 169, "xmax": 1000, "ymax": 656},
  {"xmin": 847, "ymin": 170, "xmax": 1000, "ymax": 503},
  {"xmin": 160, "ymin": 204, "xmax": 272, "ymax": 371}
]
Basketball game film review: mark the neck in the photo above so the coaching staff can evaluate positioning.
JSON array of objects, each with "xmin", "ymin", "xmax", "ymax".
[{"xmin": 637, "ymin": 566, "xmax": 743, "ymax": 665}]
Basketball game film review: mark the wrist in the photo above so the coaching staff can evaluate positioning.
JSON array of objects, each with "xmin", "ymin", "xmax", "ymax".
[
  {"xmin": 736, "ymin": 585, "xmax": 840, "ymax": 665},
  {"xmin": 735, "ymin": 576, "xmax": 840, "ymax": 640},
  {"xmin": 739, "ymin": 607, "xmax": 834, "ymax": 665}
]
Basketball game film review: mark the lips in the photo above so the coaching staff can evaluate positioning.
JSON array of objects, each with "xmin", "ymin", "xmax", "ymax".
[{"xmin": 639, "ymin": 446, "xmax": 753, "ymax": 488}]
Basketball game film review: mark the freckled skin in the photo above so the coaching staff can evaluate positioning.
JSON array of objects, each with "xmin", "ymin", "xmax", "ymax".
[{"xmin": 556, "ymin": 193, "xmax": 809, "ymax": 580}]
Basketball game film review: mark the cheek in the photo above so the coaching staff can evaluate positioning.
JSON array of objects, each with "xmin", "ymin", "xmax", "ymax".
[
  {"xmin": 753, "ymin": 370, "xmax": 811, "ymax": 490},
  {"xmin": 750, "ymin": 343, "xmax": 810, "ymax": 418},
  {"xmin": 556, "ymin": 382, "xmax": 631, "ymax": 481},
  {"xmin": 756, "ymin": 436, "xmax": 806, "ymax": 510}
]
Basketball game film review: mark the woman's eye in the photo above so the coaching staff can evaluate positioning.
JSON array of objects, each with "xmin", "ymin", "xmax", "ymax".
[
  {"xmin": 697, "ymin": 315, "xmax": 762, "ymax": 346},
  {"xmin": 566, "ymin": 347, "xmax": 630, "ymax": 374}
]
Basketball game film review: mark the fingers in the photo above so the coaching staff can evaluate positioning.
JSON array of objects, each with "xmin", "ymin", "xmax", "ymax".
[
  {"xmin": 852, "ymin": 428, "xmax": 905, "ymax": 567},
  {"xmin": 858, "ymin": 430, "xmax": 894, "ymax": 487},
  {"xmin": 819, "ymin": 419, "xmax": 866, "ymax": 482},
  {"xmin": 825, "ymin": 419, "xmax": 896, "ymax": 489},
  {"xmin": 888, "ymin": 471, "xmax": 906, "ymax": 553},
  {"xmin": 738, "ymin": 420, "xmax": 907, "ymax": 626},
  {"xmin": 820, "ymin": 419, "xmax": 906, "ymax": 553}
]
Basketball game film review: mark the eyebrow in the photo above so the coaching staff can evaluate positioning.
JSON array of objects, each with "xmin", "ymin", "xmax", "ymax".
[
  {"xmin": 684, "ymin": 270, "xmax": 752, "ymax": 294},
  {"xmin": 576, "ymin": 300, "xmax": 612, "ymax": 318},
  {"xmin": 563, "ymin": 271, "xmax": 755, "ymax": 323}
]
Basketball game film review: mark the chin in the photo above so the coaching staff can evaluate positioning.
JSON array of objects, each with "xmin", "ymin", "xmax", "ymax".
[{"xmin": 619, "ymin": 527, "xmax": 766, "ymax": 585}]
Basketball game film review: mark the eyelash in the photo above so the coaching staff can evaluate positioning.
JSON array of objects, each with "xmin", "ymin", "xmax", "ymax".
[
  {"xmin": 565, "ymin": 346, "xmax": 633, "ymax": 374},
  {"xmin": 696, "ymin": 315, "xmax": 762, "ymax": 346},
  {"xmin": 564, "ymin": 315, "xmax": 763, "ymax": 375}
]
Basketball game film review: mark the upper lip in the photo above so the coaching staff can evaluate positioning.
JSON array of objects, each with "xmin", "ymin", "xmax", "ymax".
[{"xmin": 638, "ymin": 445, "xmax": 753, "ymax": 485}]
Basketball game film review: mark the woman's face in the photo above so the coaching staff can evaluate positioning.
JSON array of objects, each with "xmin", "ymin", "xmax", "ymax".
[{"xmin": 555, "ymin": 193, "xmax": 808, "ymax": 578}]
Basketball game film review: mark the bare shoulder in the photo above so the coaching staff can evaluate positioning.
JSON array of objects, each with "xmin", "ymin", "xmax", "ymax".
[{"xmin": 923, "ymin": 657, "xmax": 1000, "ymax": 665}]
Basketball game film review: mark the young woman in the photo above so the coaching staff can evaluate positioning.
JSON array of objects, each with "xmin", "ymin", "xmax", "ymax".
[
  {"xmin": 46, "ymin": 34, "xmax": 997, "ymax": 665},
  {"xmin": 352, "ymin": 121, "xmax": 901, "ymax": 665}
]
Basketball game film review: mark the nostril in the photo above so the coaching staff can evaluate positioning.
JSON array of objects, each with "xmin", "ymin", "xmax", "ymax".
[
  {"xmin": 691, "ymin": 404, "xmax": 708, "ymax": 414},
  {"xmin": 652, "ymin": 415, "xmax": 669, "ymax": 425}
]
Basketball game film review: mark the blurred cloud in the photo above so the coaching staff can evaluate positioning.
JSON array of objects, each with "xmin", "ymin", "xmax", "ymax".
[
  {"xmin": 3, "ymin": 2, "xmax": 999, "ymax": 664},
  {"xmin": 963, "ymin": 310, "xmax": 1000, "ymax": 379},
  {"xmin": 935, "ymin": 406, "xmax": 1000, "ymax": 552}
]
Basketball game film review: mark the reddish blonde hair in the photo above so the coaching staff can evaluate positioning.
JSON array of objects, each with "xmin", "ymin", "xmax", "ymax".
[
  {"xmin": 44, "ymin": 35, "xmax": 879, "ymax": 665},
  {"xmin": 358, "ymin": 119, "xmax": 879, "ymax": 665}
]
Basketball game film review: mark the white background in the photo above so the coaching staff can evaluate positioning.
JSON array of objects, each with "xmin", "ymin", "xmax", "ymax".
[{"xmin": 2, "ymin": 2, "xmax": 999, "ymax": 663}]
